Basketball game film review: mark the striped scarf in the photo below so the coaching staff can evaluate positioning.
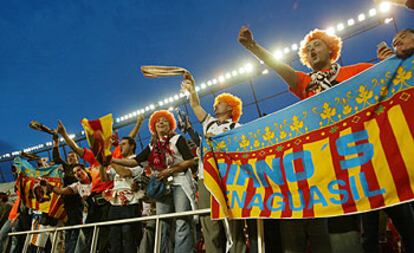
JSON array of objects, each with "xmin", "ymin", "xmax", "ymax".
[{"xmin": 306, "ymin": 63, "xmax": 341, "ymax": 95}]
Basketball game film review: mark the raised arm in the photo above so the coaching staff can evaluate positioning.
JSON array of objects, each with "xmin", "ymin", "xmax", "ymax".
[
  {"xmin": 238, "ymin": 26, "xmax": 298, "ymax": 88},
  {"xmin": 57, "ymin": 120, "xmax": 85, "ymax": 157},
  {"xmin": 181, "ymin": 72, "xmax": 208, "ymax": 122},
  {"xmin": 50, "ymin": 185, "xmax": 75, "ymax": 196},
  {"xmin": 110, "ymin": 163, "xmax": 134, "ymax": 177},
  {"xmin": 52, "ymin": 134, "xmax": 67, "ymax": 165},
  {"xmin": 111, "ymin": 158, "xmax": 139, "ymax": 167},
  {"xmin": 128, "ymin": 114, "xmax": 145, "ymax": 138},
  {"xmin": 98, "ymin": 165, "xmax": 110, "ymax": 182}
]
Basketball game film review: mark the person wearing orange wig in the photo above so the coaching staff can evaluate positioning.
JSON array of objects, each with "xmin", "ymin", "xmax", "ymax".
[
  {"xmin": 239, "ymin": 27, "xmax": 373, "ymax": 99},
  {"xmin": 239, "ymin": 28, "xmax": 375, "ymax": 253},
  {"xmin": 112, "ymin": 109, "xmax": 196, "ymax": 253},
  {"xmin": 181, "ymin": 72, "xmax": 249, "ymax": 253}
]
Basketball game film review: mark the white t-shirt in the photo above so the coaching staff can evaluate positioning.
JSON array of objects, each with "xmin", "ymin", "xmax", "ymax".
[
  {"xmin": 105, "ymin": 155, "xmax": 144, "ymax": 205},
  {"xmin": 68, "ymin": 182, "xmax": 92, "ymax": 198},
  {"xmin": 199, "ymin": 114, "xmax": 241, "ymax": 179}
]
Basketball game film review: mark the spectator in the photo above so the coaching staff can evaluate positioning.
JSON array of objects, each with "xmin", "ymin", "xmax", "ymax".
[
  {"xmin": 52, "ymin": 134, "xmax": 84, "ymax": 253},
  {"xmin": 112, "ymin": 110, "xmax": 196, "ymax": 253},
  {"xmin": 361, "ymin": 29, "xmax": 414, "ymax": 253},
  {"xmin": 49, "ymin": 164, "xmax": 92, "ymax": 198},
  {"xmin": 377, "ymin": 28, "xmax": 414, "ymax": 60},
  {"xmin": 239, "ymin": 27, "xmax": 376, "ymax": 253},
  {"xmin": 57, "ymin": 120, "xmax": 113, "ymax": 253},
  {"xmin": 100, "ymin": 136, "xmax": 145, "ymax": 253},
  {"xmin": 181, "ymin": 72, "xmax": 250, "ymax": 253}
]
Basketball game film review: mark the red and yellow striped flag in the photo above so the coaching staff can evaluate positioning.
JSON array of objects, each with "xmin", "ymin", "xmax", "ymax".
[{"xmin": 81, "ymin": 114, "xmax": 113, "ymax": 165}]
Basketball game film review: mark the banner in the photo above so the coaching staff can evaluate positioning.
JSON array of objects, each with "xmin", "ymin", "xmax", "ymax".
[
  {"xmin": 204, "ymin": 55, "xmax": 414, "ymax": 219},
  {"xmin": 14, "ymin": 157, "xmax": 66, "ymax": 220},
  {"xmin": 81, "ymin": 113, "xmax": 113, "ymax": 165}
]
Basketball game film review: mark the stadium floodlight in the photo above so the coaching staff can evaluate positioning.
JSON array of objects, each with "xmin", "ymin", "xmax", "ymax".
[
  {"xmin": 379, "ymin": 1, "xmax": 391, "ymax": 13},
  {"xmin": 1, "ymin": 5, "xmax": 399, "ymax": 161},
  {"xmin": 218, "ymin": 75, "xmax": 225, "ymax": 83},
  {"xmin": 336, "ymin": 23, "xmax": 345, "ymax": 32},
  {"xmin": 347, "ymin": 18, "xmax": 355, "ymax": 26},
  {"xmin": 273, "ymin": 50, "xmax": 284, "ymax": 60},
  {"xmin": 244, "ymin": 63, "xmax": 254, "ymax": 73},
  {"xmin": 326, "ymin": 27, "xmax": 336, "ymax": 35},
  {"xmin": 358, "ymin": 13, "xmax": 366, "ymax": 22}
]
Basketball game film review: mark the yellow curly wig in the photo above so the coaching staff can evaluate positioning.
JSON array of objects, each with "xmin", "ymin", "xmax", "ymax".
[
  {"xmin": 213, "ymin": 93, "xmax": 243, "ymax": 122},
  {"xmin": 298, "ymin": 29, "xmax": 343, "ymax": 68},
  {"xmin": 148, "ymin": 110, "xmax": 177, "ymax": 135}
]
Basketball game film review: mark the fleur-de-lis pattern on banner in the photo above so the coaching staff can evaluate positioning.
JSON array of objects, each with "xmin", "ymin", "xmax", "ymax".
[{"xmin": 203, "ymin": 58, "xmax": 414, "ymax": 154}]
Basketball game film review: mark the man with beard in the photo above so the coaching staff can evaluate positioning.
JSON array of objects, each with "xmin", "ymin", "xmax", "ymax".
[{"xmin": 378, "ymin": 28, "xmax": 414, "ymax": 60}]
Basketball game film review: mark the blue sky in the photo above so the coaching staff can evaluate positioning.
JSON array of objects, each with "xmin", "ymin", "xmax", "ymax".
[{"xmin": 0, "ymin": 0, "xmax": 413, "ymax": 158}]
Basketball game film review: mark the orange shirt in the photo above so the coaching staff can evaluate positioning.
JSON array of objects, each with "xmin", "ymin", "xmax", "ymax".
[
  {"xmin": 290, "ymin": 63, "xmax": 374, "ymax": 100},
  {"xmin": 83, "ymin": 148, "xmax": 113, "ymax": 193},
  {"xmin": 8, "ymin": 195, "xmax": 20, "ymax": 221}
]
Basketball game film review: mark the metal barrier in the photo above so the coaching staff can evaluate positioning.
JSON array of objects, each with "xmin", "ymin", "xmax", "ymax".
[{"xmin": 5, "ymin": 208, "xmax": 266, "ymax": 253}]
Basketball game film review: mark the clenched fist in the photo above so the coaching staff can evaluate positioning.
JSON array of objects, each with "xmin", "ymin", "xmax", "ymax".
[{"xmin": 238, "ymin": 26, "xmax": 255, "ymax": 48}]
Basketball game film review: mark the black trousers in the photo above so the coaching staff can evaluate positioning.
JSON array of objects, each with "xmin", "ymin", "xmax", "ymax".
[
  {"xmin": 362, "ymin": 203, "xmax": 414, "ymax": 253},
  {"xmin": 79, "ymin": 194, "xmax": 111, "ymax": 253},
  {"xmin": 108, "ymin": 204, "xmax": 141, "ymax": 253}
]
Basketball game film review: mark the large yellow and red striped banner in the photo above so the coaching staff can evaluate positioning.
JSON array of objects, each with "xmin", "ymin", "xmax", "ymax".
[{"xmin": 204, "ymin": 55, "xmax": 414, "ymax": 219}]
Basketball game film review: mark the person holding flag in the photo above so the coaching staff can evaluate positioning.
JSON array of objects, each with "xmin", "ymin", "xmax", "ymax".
[
  {"xmin": 179, "ymin": 72, "xmax": 251, "ymax": 253},
  {"xmin": 57, "ymin": 120, "xmax": 113, "ymax": 253}
]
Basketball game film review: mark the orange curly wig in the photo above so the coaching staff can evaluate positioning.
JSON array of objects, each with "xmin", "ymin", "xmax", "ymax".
[
  {"xmin": 213, "ymin": 93, "xmax": 243, "ymax": 122},
  {"xmin": 148, "ymin": 110, "xmax": 177, "ymax": 135},
  {"xmin": 298, "ymin": 29, "xmax": 343, "ymax": 69}
]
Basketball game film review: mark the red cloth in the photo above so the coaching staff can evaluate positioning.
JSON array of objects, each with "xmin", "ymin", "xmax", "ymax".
[
  {"xmin": 83, "ymin": 148, "xmax": 113, "ymax": 193},
  {"xmin": 290, "ymin": 63, "xmax": 374, "ymax": 100},
  {"xmin": 148, "ymin": 136, "xmax": 173, "ymax": 171}
]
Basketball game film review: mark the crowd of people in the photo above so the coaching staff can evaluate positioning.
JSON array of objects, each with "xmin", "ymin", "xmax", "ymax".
[{"xmin": 0, "ymin": 23, "xmax": 413, "ymax": 253}]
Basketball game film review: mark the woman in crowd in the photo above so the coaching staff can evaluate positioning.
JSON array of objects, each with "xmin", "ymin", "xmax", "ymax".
[{"xmin": 112, "ymin": 110, "xmax": 196, "ymax": 253}]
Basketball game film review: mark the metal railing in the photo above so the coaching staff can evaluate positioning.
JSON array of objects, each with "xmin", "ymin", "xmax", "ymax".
[{"xmin": 5, "ymin": 208, "xmax": 266, "ymax": 253}]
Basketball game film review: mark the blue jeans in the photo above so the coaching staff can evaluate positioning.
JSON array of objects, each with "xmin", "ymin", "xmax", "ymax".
[
  {"xmin": 156, "ymin": 185, "xmax": 193, "ymax": 253},
  {"xmin": 65, "ymin": 229, "xmax": 79, "ymax": 253},
  {"xmin": 0, "ymin": 220, "xmax": 11, "ymax": 252}
]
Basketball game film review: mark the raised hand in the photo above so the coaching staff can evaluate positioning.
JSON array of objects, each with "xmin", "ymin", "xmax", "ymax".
[
  {"xmin": 238, "ymin": 26, "xmax": 255, "ymax": 48},
  {"xmin": 57, "ymin": 120, "xmax": 67, "ymax": 136},
  {"xmin": 181, "ymin": 72, "xmax": 196, "ymax": 94},
  {"xmin": 136, "ymin": 114, "xmax": 144, "ymax": 125},
  {"xmin": 377, "ymin": 43, "xmax": 395, "ymax": 60}
]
